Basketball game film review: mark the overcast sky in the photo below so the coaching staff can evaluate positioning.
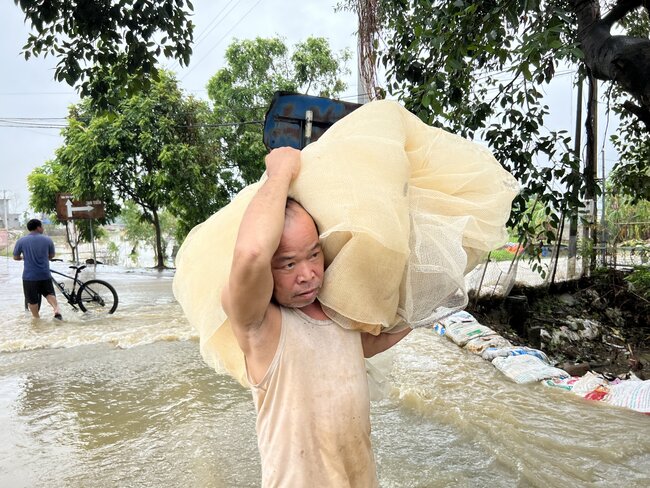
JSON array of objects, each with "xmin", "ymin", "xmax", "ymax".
[{"xmin": 0, "ymin": 1, "xmax": 620, "ymax": 215}]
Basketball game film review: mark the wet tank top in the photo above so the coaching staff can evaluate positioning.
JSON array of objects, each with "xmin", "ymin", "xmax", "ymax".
[{"xmin": 249, "ymin": 307, "xmax": 378, "ymax": 488}]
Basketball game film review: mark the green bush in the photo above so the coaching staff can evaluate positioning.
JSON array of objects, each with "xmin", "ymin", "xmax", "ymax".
[{"xmin": 626, "ymin": 266, "xmax": 650, "ymax": 300}]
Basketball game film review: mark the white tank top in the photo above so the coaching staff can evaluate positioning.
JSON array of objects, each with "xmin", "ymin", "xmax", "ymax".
[{"xmin": 249, "ymin": 307, "xmax": 378, "ymax": 488}]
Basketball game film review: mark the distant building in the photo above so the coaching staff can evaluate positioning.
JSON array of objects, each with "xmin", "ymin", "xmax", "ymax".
[{"xmin": 0, "ymin": 197, "xmax": 21, "ymax": 229}]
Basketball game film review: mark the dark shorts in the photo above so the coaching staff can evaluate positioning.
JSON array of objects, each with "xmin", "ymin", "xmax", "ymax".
[{"xmin": 23, "ymin": 279, "xmax": 56, "ymax": 305}]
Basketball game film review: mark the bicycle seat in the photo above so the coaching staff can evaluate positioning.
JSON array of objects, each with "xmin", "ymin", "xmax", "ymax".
[{"xmin": 69, "ymin": 265, "xmax": 87, "ymax": 271}]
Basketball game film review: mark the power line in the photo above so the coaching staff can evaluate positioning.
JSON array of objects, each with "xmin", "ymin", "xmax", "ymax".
[
  {"xmin": 181, "ymin": 0, "xmax": 265, "ymax": 80},
  {"xmin": 0, "ymin": 117, "xmax": 68, "ymax": 120},
  {"xmin": 166, "ymin": 0, "xmax": 240, "ymax": 72},
  {"xmin": 0, "ymin": 91, "xmax": 76, "ymax": 96},
  {"xmin": 0, "ymin": 119, "xmax": 265, "ymax": 130},
  {"xmin": 193, "ymin": 0, "xmax": 241, "ymax": 48}
]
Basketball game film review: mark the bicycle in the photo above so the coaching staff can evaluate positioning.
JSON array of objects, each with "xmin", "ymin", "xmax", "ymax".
[{"xmin": 51, "ymin": 264, "xmax": 119, "ymax": 314}]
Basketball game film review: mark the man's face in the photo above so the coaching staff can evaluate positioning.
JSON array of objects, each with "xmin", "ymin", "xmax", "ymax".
[{"xmin": 271, "ymin": 206, "xmax": 324, "ymax": 309}]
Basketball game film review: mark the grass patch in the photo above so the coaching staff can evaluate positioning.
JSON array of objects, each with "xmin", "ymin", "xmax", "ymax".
[{"xmin": 489, "ymin": 249, "xmax": 518, "ymax": 262}]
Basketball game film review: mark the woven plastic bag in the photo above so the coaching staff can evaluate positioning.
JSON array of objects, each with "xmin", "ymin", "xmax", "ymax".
[
  {"xmin": 492, "ymin": 355, "xmax": 569, "ymax": 384},
  {"xmin": 444, "ymin": 322, "xmax": 498, "ymax": 347},
  {"xmin": 173, "ymin": 100, "xmax": 519, "ymax": 385},
  {"xmin": 605, "ymin": 378, "xmax": 650, "ymax": 413},
  {"xmin": 464, "ymin": 335, "xmax": 512, "ymax": 355},
  {"xmin": 570, "ymin": 371, "xmax": 610, "ymax": 397}
]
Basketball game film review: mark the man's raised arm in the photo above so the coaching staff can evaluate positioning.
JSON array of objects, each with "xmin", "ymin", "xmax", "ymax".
[{"xmin": 222, "ymin": 147, "xmax": 301, "ymax": 340}]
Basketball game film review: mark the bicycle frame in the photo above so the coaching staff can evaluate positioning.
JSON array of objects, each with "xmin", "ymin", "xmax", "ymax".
[{"xmin": 51, "ymin": 265, "xmax": 88, "ymax": 310}]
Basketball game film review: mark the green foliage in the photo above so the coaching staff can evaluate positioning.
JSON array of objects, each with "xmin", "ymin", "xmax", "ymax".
[
  {"xmin": 104, "ymin": 241, "xmax": 120, "ymax": 265},
  {"xmin": 206, "ymin": 37, "xmax": 350, "ymax": 188},
  {"xmin": 27, "ymin": 160, "xmax": 67, "ymax": 217},
  {"xmin": 15, "ymin": 0, "xmax": 194, "ymax": 110},
  {"xmin": 609, "ymin": 131, "xmax": 650, "ymax": 203},
  {"xmin": 626, "ymin": 266, "xmax": 650, "ymax": 300},
  {"xmin": 375, "ymin": 0, "xmax": 584, "ymax": 265},
  {"xmin": 28, "ymin": 71, "xmax": 224, "ymax": 266},
  {"xmin": 605, "ymin": 190, "xmax": 650, "ymax": 244}
]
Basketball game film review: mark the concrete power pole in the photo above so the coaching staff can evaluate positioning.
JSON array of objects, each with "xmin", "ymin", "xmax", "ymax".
[
  {"xmin": 583, "ymin": 72, "xmax": 599, "ymax": 275},
  {"xmin": 2, "ymin": 190, "xmax": 8, "ymax": 260},
  {"xmin": 567, "ymin": 79, "xmax": 583, "ymax": 279},
  {"xmin": 2, "ymin": 190, "xmax": 8, "ymax": 231}
]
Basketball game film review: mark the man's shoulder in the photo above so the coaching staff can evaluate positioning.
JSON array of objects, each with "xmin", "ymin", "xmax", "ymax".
[{"xmin": 35, "ymin": 234, "xmax": 54, "ymax": 244}]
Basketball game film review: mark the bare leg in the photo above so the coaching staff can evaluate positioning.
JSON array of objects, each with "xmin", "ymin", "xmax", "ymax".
[
  {"xmin": 45, "ymin": 294, "xmax": 61, "ymax": 316},
  {"xmin": 27, "ymin": 302, "xmax": 40, "ymax": 318}
]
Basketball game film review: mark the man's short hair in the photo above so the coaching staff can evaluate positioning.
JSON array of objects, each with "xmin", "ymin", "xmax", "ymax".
[
  {"xmin": 285, "ymin": 198, "xmax": 320, "ymax": 235},
  {"xmin": 27, "ymin": 219, "xmax": 42, "ymax": 231}
]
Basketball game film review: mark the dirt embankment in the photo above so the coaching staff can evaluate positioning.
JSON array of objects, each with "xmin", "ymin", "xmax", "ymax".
[{"xmin": 467, "ymin": 269, "xmax": 650, "ymax": 379}]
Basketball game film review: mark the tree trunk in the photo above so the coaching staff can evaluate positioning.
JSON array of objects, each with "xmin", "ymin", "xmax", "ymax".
[
  {"xmin": 152, "ymin": 208, "xmax": 165, "ymax": 269},
  {"xmin": 569, "ymin": 0, "xmax": 650, "ymax": 130},
  {"xmin": 65, "ymin": 221, "xmax": 78, "ymax": 264}
]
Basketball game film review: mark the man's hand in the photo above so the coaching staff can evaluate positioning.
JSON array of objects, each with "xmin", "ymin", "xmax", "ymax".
[{"xmin": 265, "ymin": 146, "xmax": 301, "ymax": 181}]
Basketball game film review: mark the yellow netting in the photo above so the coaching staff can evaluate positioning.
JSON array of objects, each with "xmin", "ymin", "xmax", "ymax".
[{"xmin": 173, "ymin": 100, "xmax": 519, "ymax": 386}]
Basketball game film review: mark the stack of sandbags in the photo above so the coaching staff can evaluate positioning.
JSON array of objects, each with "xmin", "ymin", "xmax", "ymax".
[{"xmin": 431, "ymin": 311, "xmax": 650, "ymax": 414}]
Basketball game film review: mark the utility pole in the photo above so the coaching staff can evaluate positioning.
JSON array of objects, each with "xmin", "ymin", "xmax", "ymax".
[
  {"xmin": 2, "ymin": 189, "xmax": 8, "ymax": 231},
  {"xmin": 2, "ymin": 190, "xmax": 9, "ymax": 260},
  {"xmin": 567, "ymin": 79, "xmax": 583, "ymax": 279},
  {"xmin": 601, "ymin": 149, "xmax": 607, "ymax": 264},
  {"xmin": 583, "ymin": 71, "xmax": 599, "ymax": 275}
]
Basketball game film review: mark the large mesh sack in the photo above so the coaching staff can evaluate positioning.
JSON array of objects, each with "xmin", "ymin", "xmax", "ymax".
[{"xmin": 173, "ymin": 100, "xmax": 519, "ymax": 385}]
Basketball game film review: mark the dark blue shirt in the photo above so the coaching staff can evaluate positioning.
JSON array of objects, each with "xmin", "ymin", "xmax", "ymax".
[{"xmin": 13, "ymin": 232, "xmax": 55, "ymax": 281}]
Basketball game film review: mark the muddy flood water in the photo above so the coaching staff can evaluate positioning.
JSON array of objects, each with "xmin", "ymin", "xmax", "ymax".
[{"xmin": 1, "ymin": 257, "xmax": 649, "ymax": 487}]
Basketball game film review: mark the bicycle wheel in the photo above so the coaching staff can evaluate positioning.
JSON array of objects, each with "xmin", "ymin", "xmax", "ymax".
[{"xmin": 76, "ymin": 279, "xmax": 118, "ymax": 314}]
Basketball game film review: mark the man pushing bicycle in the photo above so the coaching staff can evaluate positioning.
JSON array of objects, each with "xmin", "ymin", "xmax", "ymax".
[{"xmin": 13, "ymin": 219, "xmax": 63, "ymax": 320}]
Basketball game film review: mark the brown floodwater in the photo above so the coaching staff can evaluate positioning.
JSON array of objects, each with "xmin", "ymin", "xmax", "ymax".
[{"xmin": 1, "ymin": 258, "xmax": 648, "ymax": 487}]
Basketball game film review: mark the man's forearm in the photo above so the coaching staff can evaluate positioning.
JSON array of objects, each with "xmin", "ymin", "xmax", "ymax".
[
  {"xmin": 234, "ymin": 170, "xmax": 293, "ymax": 261},
  {"xmin": 13, "ymin": 255, "xmax": 22, "ymax": 261},
  {"xmin": 225, "ymin": 147, "xmax": 300, "ymax": 331},
  {"xmin": 362, "ymin": 327, "xmax": 412, "ymax": 358}
]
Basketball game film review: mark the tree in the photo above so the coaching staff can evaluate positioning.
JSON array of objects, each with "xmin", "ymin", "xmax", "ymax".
[
  {"xmin": 120, "ymin": 200, "xmax": 177, "ymax": 265},
  {"xmin": 343, "ymin": 0, "xmax": 650, "ymax": 251},
  {"xmin": 608, "ymin": 8, "xmax": 650, "ymax": 202},
  {"xmin": 605, "ymin": 184, "xmax": 650, "ymax": 244},
  {"xmin": 571, "ymin": 0, "xmax": 650, "ymax": 128},
  {"xmin": 30, "ymin": 71, "xmax": 225, "ymax": 268},
  {"xmin": 206, "ymin": 37, "xmax": 351, "ymax": 189},
  {"xmin": 14, "ymin": 0, "xmax": 194, "ymax": 109}
]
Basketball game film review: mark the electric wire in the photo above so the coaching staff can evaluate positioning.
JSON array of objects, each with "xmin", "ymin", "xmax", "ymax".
[
  {"xmin": 165, "ymin": 0, "xmax": 239, "ymax": 72},
  {"xmin": 181, "ymin": 0, "xmax": 265, "ymax": 80}
]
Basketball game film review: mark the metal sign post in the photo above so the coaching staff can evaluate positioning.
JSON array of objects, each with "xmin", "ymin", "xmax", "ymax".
[{"xmin": 89, "ymin": 219, "xmax": 97, "ymax": 267}]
